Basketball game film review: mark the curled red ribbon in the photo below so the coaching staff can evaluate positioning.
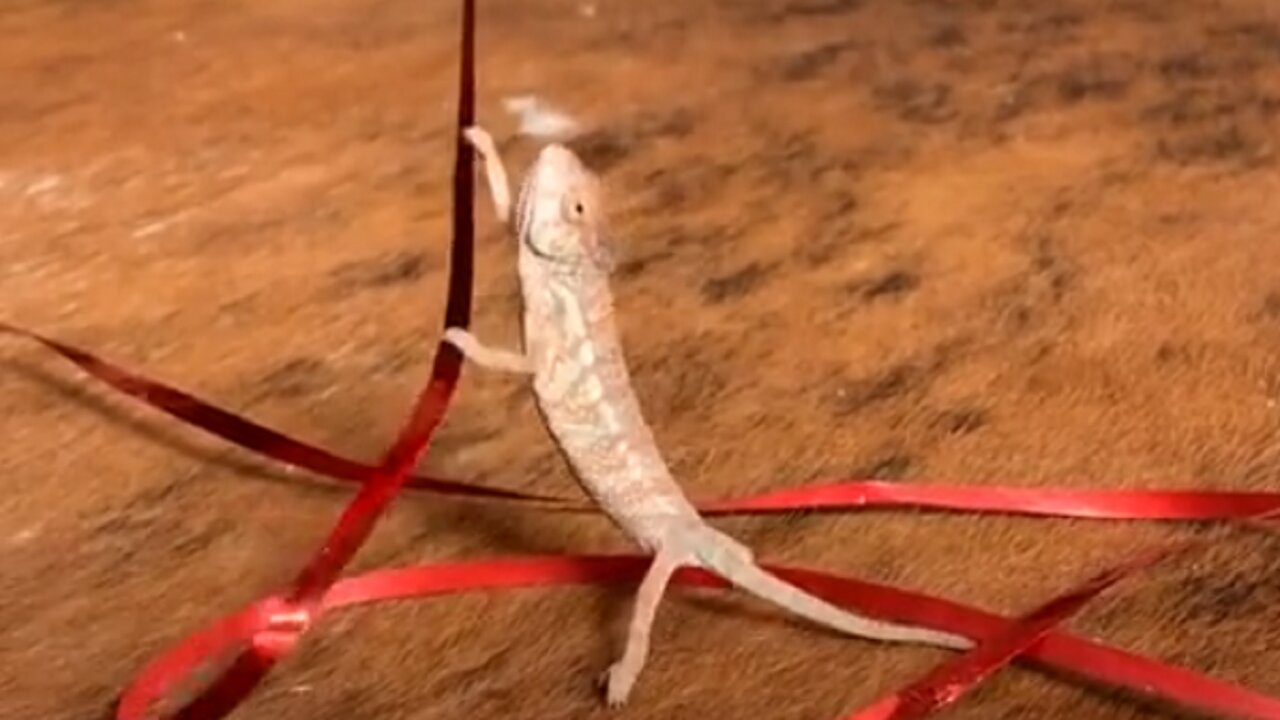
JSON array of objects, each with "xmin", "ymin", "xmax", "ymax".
[
  {"xmin": 8, "ymin": 320, "xmax": 1280, "ymax": 523},
  {"xmin": 109, "ymin": 2, "xmax": 479, "ymax": 716},
  {"xmin": 116, "ymin": 555, "xmax": 1280, "ymax": 720},
  {"xmin": 3, "ymin": 0, "xmax": 1277, "ymax": 717},
  {"xmin": 842, "ymin": 543, "xmax": 1193, "ymax": 720},
  {"xmin": 8, "ymin": 319, "xmax": 1277, "ymax": 718}
]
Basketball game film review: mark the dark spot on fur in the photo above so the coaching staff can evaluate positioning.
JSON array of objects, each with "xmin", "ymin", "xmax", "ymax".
[
  {"xmin": 330, "ymin": 250, "xmax": 431, "ymax": 290},
  {"xmin": 777, "ymin": 0, "xmax": 862, "ymax": 18},
  {"xmin": 664, "ymin": 362, "xmax": 726, "ymax": 419},
  {"xmin": 615, "ymin": 249, "xmax": 675, "ymax": 279},
  {"xmin": 1157, "ymin": 52, "xmax": 1217, "ymax": 80},
  {"xmin": 851, "ymin": 270, "xmax": 920, "ymax": 300},
  {"xmin": 701, "ymin": 262, "xmax": 775, "ymax": 303},
  {"xmin": 911, "ymin": 0, "xmax": 994, "ymax": 8},
  {"xmin": 831, "ymin": 363, "xmax": 919, "ymax": 416},
  {"xmin": 635, "ymin": 160, "xmax": 735, "ymax": 214},
  {"xmin": 1154, "ymin": 343, "xmax": 1181, "ymax": 364},
  {"xmin": 1111, "ymin": 0, "xmax": 1168, "ymax": 23},
  {"xmin": 1143, "ymin": 89, "xmax": 1240, "ymax": 126},
  {"xmin": 83, "ymin": 479, "xmax": 206, "ymax": 566},
  {"xmin": 648, "ymin": 225, "xmax": 696, "ymax": 254},
  {"xmin": 572, "ymin": 131, "xmax": 632, "ymax": 173},
  {"xmin": 170, "ymin": 519, "xmax": 234, "ymax": 558},
  {"xmin": 1248, "ymin": 291, "xmax": 1280, "ymax": 328},
  {"xmin": 1056, "ymin": 58, "xmax": 1133, "ymax": 103},
  {"xmin": 746, "ymin": 130, "xmax": 851, "ymax": 192},
  {"xmin": 1156, "ymin": 124, "xmax": 1269, "ymax": 167},
  {"xmin": 1011, "ymin": 305, "xmax": 1034, "ymax": 329},
  {"xmin": 999, "ymin": 10, "xmax": 1083, "ymax": 37},
  {"xmin": 997, "ymin": 54, "xmax": 1136, "ymax": 123},
  {"xmin": 1025, "ymin": 341, "xmax": 1056, "ymax": 367},
  {"xmin": 991, "ymin": 81, "xmax": 1034, "ymax": 124},
  {"xmin": 1215, "ymin": 21, "xmax": 1280, "ymax": 57},
  {"xmin": 928, "ymin": 23, "xmax": 967, "ymax": 48},
  {"xmin": 217, "ymin": 292, "xmax": 259, "ymax": 318},
  {"xmin": 258, "ymin": 357, "xmax": 328, "ymax": 399},
  {"xmin": 570, "ymin": 109, "xmax": 696, "ymax": 173},
  {"xmin": 937, "ymin": 408, "xmax": 987, "ymax": 435},
  {"xmin": 802, "ymin": 219, "xmax": 898, "ymax": 268},
  {"xmin": 776, "ymin": 41, "xmax": 854, "ymax": 82},
  {"xmin": 984, "ymin": 230, "xmax": 1075, "ymax": 335},
  {"xmin": 1040, "ymin": 10, "xmax": 1085, "ymax": 32},
  {"xmin": 1263, "ymin": 292, "xmax": 1280, "ymax": 319},
  {"xmin": 632, "ymin": 109, "xmax": 698, "ymax": 141},
  {"xmin": 873, "ymin": 79, "xmax": 956, "ymax": 124},
  {"xmin": 801, "ymin": 221, "xmax": 856, "ymax": 267},
  {"xmin": 816, "ymin": 190, "xmax": 859, "ymax": 223},
  {"xmin": 1047, "ymin": 196, "xmax": 1074, "ymax": 219},
  {"xmin": 1031, "ymin": 234, "xmax": 1074, "ymax": 300},
  {"xmin": 634, "ymin": 336, "xmax": 729, "ymax": 420},
  {"xmin": 858, "ymin": 454, "xmax": 913, "ymax": 480},
  {"xmin": 641, "ymin": 168, "xmax": 691, "ymax": 210},
  {"xmin": 88, "ymin": 491, "xmax": 168, "ymax": 539},
  {"xmin": 985, "ymin": 279, "xmax": 1040, "ymax": 336},
  {"xmin": 1176, "ymin": 563, "xmax": 1280, "ymax": 625}
]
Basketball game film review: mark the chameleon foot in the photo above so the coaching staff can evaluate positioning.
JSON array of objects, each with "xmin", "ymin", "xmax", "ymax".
[{"xmin": 599, "ymin": 661, "xmax": 637, "ymax": 708}]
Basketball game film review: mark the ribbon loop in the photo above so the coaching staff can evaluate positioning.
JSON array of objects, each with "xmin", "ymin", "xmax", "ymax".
[
  {"xmin": 250, "ymin": 601, "xmax": 313, "ymax": 657},
  {"xmin": 263, "ymin": 606, "xmax": 312, "ymax": 634}
]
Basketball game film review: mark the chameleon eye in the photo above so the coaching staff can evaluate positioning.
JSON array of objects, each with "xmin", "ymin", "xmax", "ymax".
[{"xmin": 561, "ymin": 194, "xmax": 587, "ymax": 222}]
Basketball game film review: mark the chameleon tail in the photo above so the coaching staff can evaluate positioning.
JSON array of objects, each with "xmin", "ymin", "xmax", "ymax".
[{"xmin": 692, "ymin": 528, "xmax": 972, "ymax": 651}]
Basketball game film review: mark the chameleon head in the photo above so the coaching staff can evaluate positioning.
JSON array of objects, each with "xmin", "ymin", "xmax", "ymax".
[{"xmin": 514, "ymin": 143, "xmax": 615, "ymax": 273}]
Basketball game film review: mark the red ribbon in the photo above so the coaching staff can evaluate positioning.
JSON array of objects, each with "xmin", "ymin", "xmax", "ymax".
[
  {"xmin": 841, "ymin": 543, "xmax": 1192, "ymax": 720},
  {"xmin": 9, "ymin": 321, "xmax": 1280, "ymax": 523},
  {"xmin": 117, "ymin": 555, "xmax": 1280, "ymax": 720},
  {"xmin": 9, "ymin": 321, "xmax": 1277, "ymax": 718},
  {"xmin": 114, "ymin": 1, "xmax": 479, "ymax": 715},
  {"xmin": 3, "ymin": 0, "xmax": 1277, "ymax": 717}
]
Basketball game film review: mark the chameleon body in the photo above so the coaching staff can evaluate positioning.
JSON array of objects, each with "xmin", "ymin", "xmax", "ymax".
[{"xmin": 444, "ymin": 126, "xmax": 971, "ymax": 706}]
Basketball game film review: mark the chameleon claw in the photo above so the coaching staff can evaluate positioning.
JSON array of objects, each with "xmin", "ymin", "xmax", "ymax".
[
  {"xmin": 600, "ymin": 661, "xmax": 636, "ymax": 708},
  {"xmin": 441, "ymin": 326, "xmax": 469, "ymax": 348},
  {"xmin": 462, "ymin": 126, "xmax": 496, "ymax": 157}
]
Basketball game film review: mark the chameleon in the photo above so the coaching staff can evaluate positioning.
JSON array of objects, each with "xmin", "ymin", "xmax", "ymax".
[{"xmin": 443, "ymin": 125, "xmax": 972, "ymax": 706}]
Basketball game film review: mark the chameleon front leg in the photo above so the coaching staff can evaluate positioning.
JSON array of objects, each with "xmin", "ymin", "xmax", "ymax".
[
  {"xmin": 447, "ymin": 130, "xmax": 528, "ymax": 374},
  {"xmin": 443, "ymin": 328, "xmax": 533, "ymax": 374},
  {"xmin": 462, "ymin": 125, "xmax": 513, "ymax": 225},
  {"xmin": 601, "ymin": 548, "xmax": 683, "ymax": 707}
]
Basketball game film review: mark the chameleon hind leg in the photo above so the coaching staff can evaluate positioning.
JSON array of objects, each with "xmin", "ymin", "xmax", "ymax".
[{"xmin": 600, "ymin": 548, "xmax": 684, "ymax": 707}]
